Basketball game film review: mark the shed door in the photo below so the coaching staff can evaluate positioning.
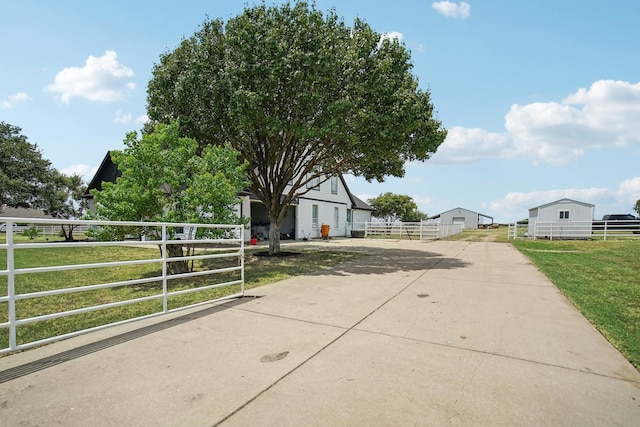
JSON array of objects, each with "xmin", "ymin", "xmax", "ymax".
[{"xmin": 452, "ymin": 217, "xmax": 465, "ymax": 225}]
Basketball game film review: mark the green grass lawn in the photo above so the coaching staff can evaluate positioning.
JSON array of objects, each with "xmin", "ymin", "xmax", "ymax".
[
  {"xmin": 512, "ymin": 238, "xmax": 640, "ymax": 370},
  {"xmin": 0, "ymin": 241, "xmax": 363, "ymax": 351},
  {"xmin": 443, "ymin": 225, "xmax": 510, "ymax": 242}
]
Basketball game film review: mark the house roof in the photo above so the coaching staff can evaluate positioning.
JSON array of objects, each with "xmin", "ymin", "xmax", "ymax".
[
  {"xmin": 349, "ymin": 194, "xmax": 374, "ymax": 211},
  {"xmin": 83, "ymin": 151, "xmax": 373, "ymax": 211},
  {"xmin": 0, "ymin": 206, "xmax": 52, "ymax": 219},
  {"xmin": 529, "ymin": 198, "xmax": 594, "ymax": 211},
  {"xmin": 83, "ymin": 151, "xmax": 121, "ymax": 198}
]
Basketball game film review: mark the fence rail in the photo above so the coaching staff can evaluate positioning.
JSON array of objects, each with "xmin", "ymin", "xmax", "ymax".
[
  {"xmin": 507, "ymin": 220, "xmax": 640, "ymax": 240},
  {"xmin": 0, "ymin": 217, "xmax": 244, "ymax": 355},
  {"xmin": 362, "ymin": 221, "xmax": 463, "ymax": 240}
]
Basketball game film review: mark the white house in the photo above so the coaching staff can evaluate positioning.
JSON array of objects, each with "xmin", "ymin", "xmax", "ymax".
[
  {"xmin": 245, "ymin": 175, "xmax": 373, "ymax": 241},
  {"xmin": 430, "ymin": 207, "xmax": 493, "ymax": 229},
  {"xmin": 528, "ymin": 198, "xmax": 594, "ymax": 239},
  {"xmin": 84, "ymin": 152, "xmax": 373, "ymax": 241}
]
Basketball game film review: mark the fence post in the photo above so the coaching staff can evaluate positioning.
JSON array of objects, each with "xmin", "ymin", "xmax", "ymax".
[
  {"xmin": 240, "ymin": 226, "xmax": 245, "ymax": 296},
  {"xmin": 7, "ymin": 220, "xmax": 16, "ymax": 351},
  {"xmin": 161, "ymin": 225, "xmax": 168, "ymax": 313}
]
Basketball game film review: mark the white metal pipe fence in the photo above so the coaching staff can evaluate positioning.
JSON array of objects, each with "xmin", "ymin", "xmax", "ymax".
[
  {"xmin": 507, "ymin": 220, "xmax": 640, "ymax": 240},
  {"xmin": 0, "ymin": 217, "xmax": 244, "ymax": 354}
]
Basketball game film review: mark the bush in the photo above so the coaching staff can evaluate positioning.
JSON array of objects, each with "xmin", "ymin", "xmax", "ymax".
[{"xmin": 22, "ymin": 225, "xmax": 39, "ymax": 240}]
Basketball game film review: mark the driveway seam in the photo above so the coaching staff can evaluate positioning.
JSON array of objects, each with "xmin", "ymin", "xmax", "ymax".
[{"xmin": 213, "ymin": 243, "xmax": 472, "ymax": 426}]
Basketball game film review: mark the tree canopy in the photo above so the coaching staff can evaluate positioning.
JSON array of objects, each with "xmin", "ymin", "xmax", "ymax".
[
  {"xmin": 146, "ymin": 2, "xmax": 447, "ymax": 253},
  {"xmin": 0, "ymin": 122, "xmax": 55, "ymax": 210},
  {"xmin": 368, "ymin": 192, "xmax": 427, "ymax": 224},
  {"xmin": 91, "ymin": 121, "xmax": 248, "ymax": 227},
  {"xmin": 634, "ymin": 199, "xmax": 640, "ymax": 217},
  {"xmin": 89, "ymin": 121, "xmax": 248, "ymax": 273}
]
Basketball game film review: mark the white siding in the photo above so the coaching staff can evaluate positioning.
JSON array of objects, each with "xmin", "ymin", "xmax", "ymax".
[
  {"xmin": 439, "ymin": 208, "xmax": 479, "ymax": 229},
  {"xmin": 351, "ymin": 209, "xmax": 372, "ymax": 223},
  {"xmin": 528, "ymin": 199, "xmax": 594, "ymax": 238},
  {"xmin": 295, "ymin": 176, "xmax": 352, "ymax": 239}
]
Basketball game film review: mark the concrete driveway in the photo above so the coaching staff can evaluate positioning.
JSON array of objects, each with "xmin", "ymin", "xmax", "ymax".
[{"xmin": 1, "ymin": 239, "xmax": 639, "ymax": 426}]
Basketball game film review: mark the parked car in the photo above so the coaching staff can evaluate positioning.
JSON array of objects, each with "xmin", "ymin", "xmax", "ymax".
[{"xmin": 592, "ymin": 214, "xmax": 640, "ymax": 233}]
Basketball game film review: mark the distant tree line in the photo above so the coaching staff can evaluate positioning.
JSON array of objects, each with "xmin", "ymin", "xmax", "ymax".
[{"xmin": 0, "ymin": 121, "xmax": 87, "ymax": 240}]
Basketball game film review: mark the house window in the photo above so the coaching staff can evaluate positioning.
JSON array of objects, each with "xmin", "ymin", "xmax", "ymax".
[
  {"xmin": 559, "ymin": 210, "xmax": 570, "ymax": 220},
  {"xmin": 347, "ymin": 209, "xmax": 352, "ymax": 223},
  {"xmin": 331, "ymin": 176, "xmax": 338, "ymax": 194},
  {"xmin": 334, "ymin": 207, "xmax": 339, "ymax": 228},
  {"xmin": 312, "ymin": 205, "xmax": 319, "ymax": 228},
  {"xmin": 307, "ymin": 171, "xmax": 320, "ymax": 191}
]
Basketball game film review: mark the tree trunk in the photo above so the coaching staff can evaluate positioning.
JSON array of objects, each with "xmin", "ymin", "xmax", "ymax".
[
  {"xmin": 60, "ymin": 224, "xmax": 75, "ymax": 241},
  {"xmin": 166, "ymin": 244, "xmax": 189, "ymax": 274},
  {"xmin": 268, "ymin": 219, "xmax": 281, "ymax": 255}
]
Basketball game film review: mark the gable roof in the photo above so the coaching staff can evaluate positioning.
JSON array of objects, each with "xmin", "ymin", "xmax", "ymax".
[
  {"xmin": 339, "ymin": 176, "xmax": 373, "ymax": 211},
  {"xmin": 0, "ymin": 206, "xmax": 52, "ymax": 219},
  {"xmin": 82, "ymin": 151, "xmax": 121, "ymax": 198},
  {"xmin": 82, "ymin": 151, "xmax": 373, "ymax": 211},
  {"xmin": 349, "ymin": 193, "xmax": 374, "ymax": 211},
  {"xmin": 529, "ymin": 198, "xmax": 594, "ymax": 211},
  {"xmin": 430, "ymin": 207, "xmax": 493, "ymax": 221}
]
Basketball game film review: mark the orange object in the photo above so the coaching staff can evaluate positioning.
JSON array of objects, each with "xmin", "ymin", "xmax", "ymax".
[{"xmin": 321, "ymin": 224, "xmax": 330, "ymax": 239}]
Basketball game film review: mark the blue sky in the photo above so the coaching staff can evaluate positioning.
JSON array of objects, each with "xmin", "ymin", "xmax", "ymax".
[{"xmin": 2, "ymin": 0, "xmax": 639, "ymax": 222}]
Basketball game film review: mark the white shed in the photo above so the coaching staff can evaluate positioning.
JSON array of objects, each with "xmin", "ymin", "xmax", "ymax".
[
  {"xmin": 528, "ymin": 198, "xmax": 594, "ymax": 239},
  {"xmin": 431, "ymin": 207, "xmax": 493, "ymax": 229}
]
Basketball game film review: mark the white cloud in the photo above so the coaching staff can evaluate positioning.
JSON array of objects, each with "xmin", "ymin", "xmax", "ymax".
[
  {"xmin": 431, "ymin": 126, "xmax": 512, "ymax": 163},
  {"xmin": 60, "ymin": 164, "xmax": 98, "ymax": 184},
  {"xmin": 413, "ymin": 195, "xmax": 433, "ymax": 214},
  {"xmin": 378, "ymin": 32, "xmax": 404, "ymax": 50},
  {"xmin": 135, "ymin": 114, "xmax": 149, "ymax": 125},
  {"xmin": 380, "ymin": 31, "xmax": 404, "ymax": 42},
  {"xmin": 434, "ymin": 80, "xmax": 640, "ymax": 165},
  {"xmin": 356, "ymin": 193, "xmax": 376, "ymax": 204},
  {"xmin": 113, "ymin": 109, "xmax": 132, "ymax": 124},
  {"xmin": 617, "ymin": 177, "xmax": 640, "ymax": 203},
  {"xmin": 432, "ymin": 1, "xmax": 471, "ymax": 19},
  {"xmin": 46, "ymin": 50, "xmax": 135, "ymax": 103},
  {"xmin": 1, "ymin": 92, "xmax": 31, "ymax": 109}
]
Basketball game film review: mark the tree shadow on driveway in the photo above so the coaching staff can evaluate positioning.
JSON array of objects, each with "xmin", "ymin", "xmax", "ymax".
[{"xmin": 306, "ymin": 246, "xmax": 471, "ymax": 277}]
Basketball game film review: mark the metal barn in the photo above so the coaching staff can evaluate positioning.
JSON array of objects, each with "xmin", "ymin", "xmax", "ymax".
[{"xmin": 431, "ymin": 207, "xmax": 493, "ymax": 229}]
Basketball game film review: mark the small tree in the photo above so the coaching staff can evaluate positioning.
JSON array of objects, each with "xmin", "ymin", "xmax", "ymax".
[
  {"xmin": 634, "ymin": 199, "xmax": 640, "ymax": 217},
  {"xmin": 90, "ymin": 121, "xmax": 249, "ymax": 273},
  {"xmin": 368, "ymin": 193, "xmax": 426, "ymax": 224},
  {"xmin": 42, "ymin": 172, "xmax": 88, "ymax": 240}
]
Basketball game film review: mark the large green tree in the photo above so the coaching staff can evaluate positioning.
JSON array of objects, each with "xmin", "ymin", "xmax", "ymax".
[
  {"xmin": 90, "ymin": 121, "xmax": 248, "ymax": 273},
  {"xmin": 368, "ymin": 192, "xmax": 426, "ymax": 224},
  {"xmin": 0, "ymin": 121, "xmax": 55, "ymax": 210},
  {"xmin": 147, "ymin": 2, "xmax": 447, "ymax": 254}
]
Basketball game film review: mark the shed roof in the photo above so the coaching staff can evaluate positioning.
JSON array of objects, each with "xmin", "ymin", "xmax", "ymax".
[{"xmin": 529, "ymin": 198, "xmax": 594, "ymax": 211}]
